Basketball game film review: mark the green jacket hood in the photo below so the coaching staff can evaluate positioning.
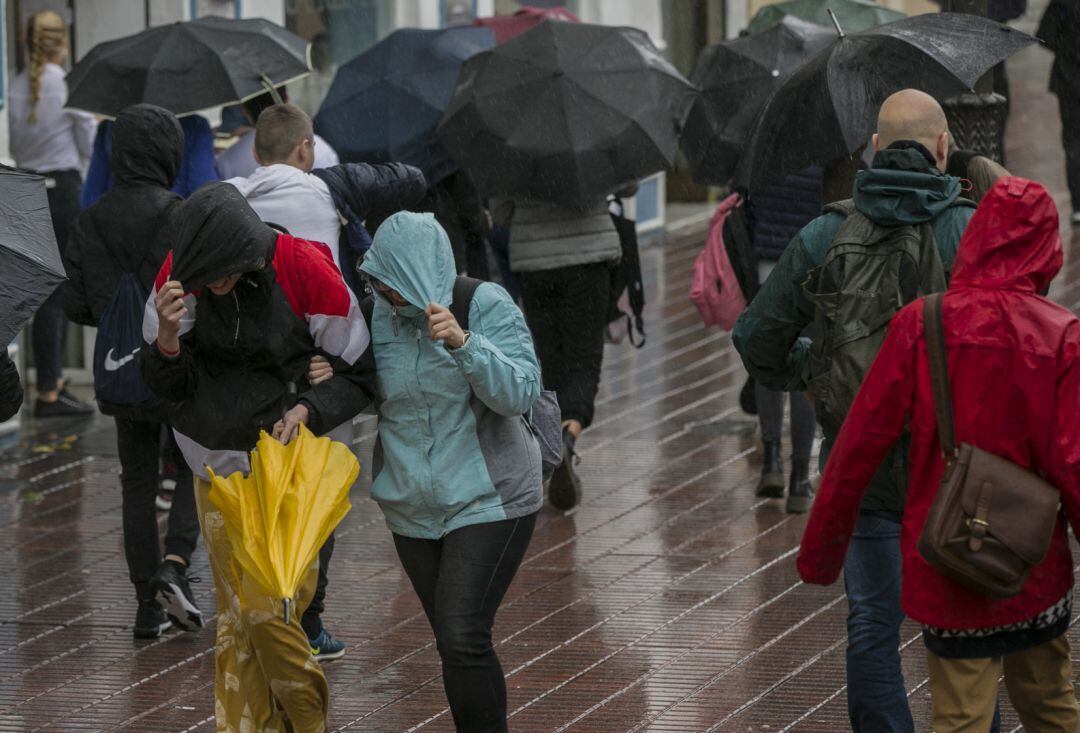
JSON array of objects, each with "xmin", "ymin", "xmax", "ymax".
[
  {"xmin": 361, "ymin": 212, "xmax": 455, "ymax": 311},
  {"xmin": 853, "ymin": 148, "xmax": 963, "ymax": 227}
]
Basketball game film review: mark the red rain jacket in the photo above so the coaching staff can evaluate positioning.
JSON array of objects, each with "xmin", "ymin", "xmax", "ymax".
[{"xmin": 797, "ymin": 177, "xmax": 1080, "ymax": 629}]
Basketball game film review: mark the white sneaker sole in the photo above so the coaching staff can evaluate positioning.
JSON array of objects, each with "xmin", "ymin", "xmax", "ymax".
[{"xmin": 155, "ymin": 582, "xmax": 204, "ymax": 631}]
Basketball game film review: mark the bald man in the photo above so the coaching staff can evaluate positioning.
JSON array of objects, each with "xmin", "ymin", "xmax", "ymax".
[{"xmin": 734, "ymin": 89, "xmax": 977, "ymax": 733}]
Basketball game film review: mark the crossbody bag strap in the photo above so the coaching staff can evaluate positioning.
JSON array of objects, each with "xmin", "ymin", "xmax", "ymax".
[{"xmin": 923, "ymin": 293, "xmax": 958, "ymax": 461}]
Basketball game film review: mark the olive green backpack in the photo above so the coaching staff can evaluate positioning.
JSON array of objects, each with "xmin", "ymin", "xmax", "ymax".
[{"xmin": 802, "ymin": 198, "xmax": 972, "ymax": 437}]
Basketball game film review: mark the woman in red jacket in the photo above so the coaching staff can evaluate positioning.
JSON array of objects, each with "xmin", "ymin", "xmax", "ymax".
[{"xmin": 797, "ymin": 177, "xmax": 1080, "ymax": 732}]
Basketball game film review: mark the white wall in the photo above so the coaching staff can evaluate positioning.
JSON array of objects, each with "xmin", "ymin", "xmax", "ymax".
[
  {"xmin": 239, "ymin": 0, "xmax": 285, "ymax": 25},
  {"xmin": 574, "ymin": 0, "xmax": 664, "ymax": 45},
  {"xmin": 74, "ymin": 0, "xmax": 145, "ymax": 61}
]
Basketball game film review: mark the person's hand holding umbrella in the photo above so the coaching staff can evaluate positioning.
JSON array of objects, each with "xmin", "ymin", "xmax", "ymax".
[{"xmin": 154, "ymin": 280, "xmax": 188, "ymax": 355}]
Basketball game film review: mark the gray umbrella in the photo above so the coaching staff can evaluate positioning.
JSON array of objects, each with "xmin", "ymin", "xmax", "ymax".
[{"xmin": 0, "ymin": 167, "xmax": 65, "ymax": 348}]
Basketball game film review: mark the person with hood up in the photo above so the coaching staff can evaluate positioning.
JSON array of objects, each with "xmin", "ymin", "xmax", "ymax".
[
  {"xmin": 141, "ymin": 183, "xmax": 374, "ymax": 732},
  {"xmin": 63, "ymin": 104, "xmax": 202, "ymax": 639},
  {"xmin": 1038, "ymin": 0, "xmax": 1080, "ymax": 225},
  {"xmin": 227, "ymin": 101, "xmax": 426, "ymax": 661},
  {"xmin": 81, "ymin": 113, "xmax": 218, "ymax": 208},
  {"xmin": 733, "ymin": 90, "xmax": 975, "ymax": 733},
  {"xmin": 797, "ymin": 177, "xmax": 1080, "ymax": 732},
  {"xmin": 351, "ymin": 211, "xmax": 542, "ymax": 732}
]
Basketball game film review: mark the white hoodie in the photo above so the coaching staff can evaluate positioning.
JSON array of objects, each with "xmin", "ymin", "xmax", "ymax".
[{"xmin": 227, "ymin": 164, "xmax": 343, "ymax": 269}]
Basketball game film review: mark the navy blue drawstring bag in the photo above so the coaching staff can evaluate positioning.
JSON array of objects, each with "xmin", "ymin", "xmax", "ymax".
[{"xmin": 93, "ymin": 272, "xmax": 157, "ymax": 413}]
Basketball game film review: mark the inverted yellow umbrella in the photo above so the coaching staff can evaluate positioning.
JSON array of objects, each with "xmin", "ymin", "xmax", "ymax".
[{"xmin": 207, "ymin": 424, "xmax": 358, "ymax": 624}]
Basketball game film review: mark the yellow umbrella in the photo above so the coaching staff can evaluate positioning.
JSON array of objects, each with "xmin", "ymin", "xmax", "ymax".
[{"xmin": 207, "ymin": 424, "xmax": 358, "ymax": 624}]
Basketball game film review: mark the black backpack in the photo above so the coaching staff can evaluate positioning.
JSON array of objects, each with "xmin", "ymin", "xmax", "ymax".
[{"xmin": 93, "ymin": 271, "xmax": 157, "ymax": 414}]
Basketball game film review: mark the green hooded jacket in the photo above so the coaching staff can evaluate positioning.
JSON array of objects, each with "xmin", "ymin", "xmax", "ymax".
[{"xmin": 733, "ymin": 148, "xmax": 974, "ymax": 515}]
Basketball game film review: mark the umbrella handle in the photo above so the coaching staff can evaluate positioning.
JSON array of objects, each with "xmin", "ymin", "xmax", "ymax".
[
  {"xmin": 283, "ymin": 597, "xmax": 292, "ymax": 625},
  {"xmin": 260, "ymin": 74, "xmax": 284, "ymax": 104}
]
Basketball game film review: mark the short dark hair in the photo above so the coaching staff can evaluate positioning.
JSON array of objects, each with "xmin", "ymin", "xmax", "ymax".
[{"xmin": 254, "ymin": 103, "xmax": 313, "ymax": 164}]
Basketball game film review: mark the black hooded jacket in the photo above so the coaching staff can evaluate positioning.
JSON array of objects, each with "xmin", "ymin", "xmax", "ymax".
[
  {"xmin": 0, "ymin": 351, "xmax": 22, "ymax": 422},
  {"xmin": 63, "ymin": 104, "xmax": 184, "ymax": 326},
  {"xmin": 140, "ymin": 184, "xmax": 375, "ymax": 477}
]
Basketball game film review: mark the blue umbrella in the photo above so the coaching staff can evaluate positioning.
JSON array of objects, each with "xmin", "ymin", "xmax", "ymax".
[{"xmin": 314, "ymin": 27, "xmax": 494, "ymax": 185}]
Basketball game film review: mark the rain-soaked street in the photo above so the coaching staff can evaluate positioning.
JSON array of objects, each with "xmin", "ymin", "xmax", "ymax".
[{"xmin": 0, "ymin": 15, "xmax": 1077, "ymax": 733}]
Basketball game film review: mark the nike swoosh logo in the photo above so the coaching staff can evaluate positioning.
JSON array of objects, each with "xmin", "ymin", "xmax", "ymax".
[{"xmin": 103, "ymin": 347, "xmax": 139, "ymax": 372}]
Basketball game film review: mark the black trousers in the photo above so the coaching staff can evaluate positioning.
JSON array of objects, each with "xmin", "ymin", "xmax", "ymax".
[
  {"xmin": 300, "ymin": 534, "xmax": 334, "ymax": 639},
  {"xmin": 518, "ymin": 263, "xmax": 612, "ymax": 429},
  {"xmin": 114, "ymin": 418, "xmax": 199, "ymax": 600},
  {"xmin": 394, "ymin": 513, "xmax": 537, "ymax": 733},
  {"xmin": 31, "ymin": 170, "xmax": 82, "ymax": 392},
  {"xmin": 1059, "ymin": 91, "xmax": 1080, "ymax": 212}
]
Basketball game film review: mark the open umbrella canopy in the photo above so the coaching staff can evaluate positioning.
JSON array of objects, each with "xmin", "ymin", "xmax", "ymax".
[
  {"xmin": 746, "ymin": 0, "xmax": 905, "ymax": 34},
  {"xmin": 682, "ymin": 16, "xmax": 834, "ymax": 184},
  {"xmin": 314, "ymin": 27, "xmax": 494, "ymax": 185},
  {"xmin": 438, "ymin": 20, "xmax": 696, "ymax": 209},
  {"xmin": 473, "ymin": 5, "xmax": 581, "ymax": 44},
  {"xmin": 65, "ymin": 16, "xmax": 310, "ymax": 118},
  {"xmin": 207, "ymin": 425, "xmax": 357, "ymax": 623},
  {"xmin": 0, "ymin": 166, "xmax": 65, "ymax": 348},
  {"xmin": 735, "ymin": 12, "xmax": 1037, "ymax": 192}
]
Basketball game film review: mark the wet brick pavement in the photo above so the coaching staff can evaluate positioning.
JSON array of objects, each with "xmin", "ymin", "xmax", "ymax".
[{"xmin": 0, "ymin": 14, "xmax": 1077, "ymax": 733}]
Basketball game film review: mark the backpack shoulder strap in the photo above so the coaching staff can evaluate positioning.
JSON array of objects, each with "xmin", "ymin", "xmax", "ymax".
[{"xmin": 451, "ymin": 276, "xmax": 482, "ymax": 332}]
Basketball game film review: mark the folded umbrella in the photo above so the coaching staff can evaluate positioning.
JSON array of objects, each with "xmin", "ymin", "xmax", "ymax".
[
  {"xmin": 437, "ymin": 21, "xmax": 696, "ymax": 209},
  {"xmin": 314, "ymin": 27, "xmax": 494, "ymax": 185},
  {"xmin": 472, "ymin": 5, "xmax": 580, "ymax": 44},
  {"xmin": 746, "ymin": 0, "xmax": 905, "ymax": 34},
  {"xmin": 208, "ymin": 425, "xmax": 357, "ymax": 624},
  {"xmin": 681, "ymin": 16, "xmax": 834, "ymax": 184},
  {"xmin": 735, "ymin": 13, "xmax": 1037, "ymax": 192},
  {"xmin": 65, "ymin": 16, "xmax": 310, "ymax": 118},
  {"xmin": 0, "ymin": 166, "xmax": 65, "ymax": 348}
]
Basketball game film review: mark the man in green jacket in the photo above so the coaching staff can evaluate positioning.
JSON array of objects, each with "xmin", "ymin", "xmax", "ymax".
[{"xmin": 733, "ymin": 89, "xmax": 974, "ymax": 733}]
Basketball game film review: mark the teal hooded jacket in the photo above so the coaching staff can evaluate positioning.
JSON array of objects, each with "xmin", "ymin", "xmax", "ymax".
[
  {"xmin": 733, "ymin": 148, "xmax": 974, "ymax": 515},
  {"xmin": 360, "ymin": 212, "xmax": 543, "ymax": 538}
]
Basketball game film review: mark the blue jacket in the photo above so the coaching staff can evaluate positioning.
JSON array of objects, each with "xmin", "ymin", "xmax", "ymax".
[
  {"xmin": 747, "ymin": 166, "xmax": 823, "ymax": 262},
  {"xmin": 81, "ymin": 115, "xmax": 218, "ymax": 208},
  {"xmin": 360, "ymin": 212, "xmax": 543, "ymax": 538}
]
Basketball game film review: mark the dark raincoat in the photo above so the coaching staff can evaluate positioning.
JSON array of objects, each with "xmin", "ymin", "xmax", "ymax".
[
  {"xmin": 732, "ymin": 147, "xmax": 974, "ymax": 514},
  {"xmin": 64, "ymin": 104, "xmax": 184, "ymax": 327},
  {"xmin": 140, "ymin": 183, "xmax": 375, "ymax": 480},
  {"xmin": 798, "ymin": 177, "xmax": 1080, "ymax": 629}
]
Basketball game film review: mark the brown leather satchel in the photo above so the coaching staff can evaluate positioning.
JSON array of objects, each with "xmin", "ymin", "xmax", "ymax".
[{"xmin": 917, "ymin": 293, "xmax": 1061, "ymax": 599}]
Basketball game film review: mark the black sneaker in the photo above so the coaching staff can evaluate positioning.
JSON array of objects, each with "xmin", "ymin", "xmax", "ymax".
[
  {"xmin": 34, "ymin": 389, "xmax": 95, "ymax": 418},
  {"xmin": 548, "ymin": 429, "xmax": 582, "ymax": 511},
  {"xmin": 755, "ymin": 441, "xmax": 784, "ymax": 499},
  {"xmin": 151, "ymin": 560, "xmax": 204, "ymax": 631},
  {"xmin": 133, "ymin": 599, "xmax": 172, "ymax": 639}
]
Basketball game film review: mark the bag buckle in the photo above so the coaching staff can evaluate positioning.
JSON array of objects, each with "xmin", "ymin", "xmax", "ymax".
[{"xmin": 966, "ymin": 516, "xmax": 989, "ymax": 552}]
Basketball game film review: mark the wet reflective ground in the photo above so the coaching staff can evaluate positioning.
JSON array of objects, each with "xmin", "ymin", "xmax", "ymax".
[{"xmin": 0, "ymin": 20, "xmax": 1076, "ymax": 733}]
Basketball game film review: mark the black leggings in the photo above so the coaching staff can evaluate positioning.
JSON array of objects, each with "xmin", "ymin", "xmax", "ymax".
[
  {"xmin": 394, "ymin": 513, "xmax": 537, "ymax": 733},
  {"xmin": 31, "ymin": 170, "xmax": 82, "ymax": 392}
]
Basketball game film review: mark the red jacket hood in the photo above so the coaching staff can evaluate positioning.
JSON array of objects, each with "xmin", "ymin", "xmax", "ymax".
[{"xmin": 949, "ymin": 177, "xmax": 1062, "ymax": 294}]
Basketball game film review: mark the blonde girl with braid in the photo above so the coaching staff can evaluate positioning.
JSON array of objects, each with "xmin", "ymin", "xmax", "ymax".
[{"xmin": 8, "ymin": 10, "xmax": 98, "ymax": 417}]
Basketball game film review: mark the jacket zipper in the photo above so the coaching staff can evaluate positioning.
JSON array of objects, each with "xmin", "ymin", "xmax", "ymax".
[
  {"xmin": 232, "ymin": 291, "xmax": 240, "ymax": 345},
  {"xmin": 391, "ymin": 305, "xmax": 399, "ymax": 336}
]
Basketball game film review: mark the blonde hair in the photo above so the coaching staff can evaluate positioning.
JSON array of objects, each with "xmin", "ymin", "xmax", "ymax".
[{"xmin": 26, "ymin": 11, "xmax": 67, "ymax": 123}]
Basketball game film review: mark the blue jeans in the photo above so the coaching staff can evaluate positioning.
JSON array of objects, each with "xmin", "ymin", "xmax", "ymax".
[
  {"xmin": 845, "ymin": 514, "xmax": 1001, "ymax": 733},
  {"xmin": 844, "ymin": 513, "xmax": 913, "ymax": 733}
]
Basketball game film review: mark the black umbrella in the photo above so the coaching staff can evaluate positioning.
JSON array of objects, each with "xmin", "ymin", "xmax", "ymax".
[
  {"xmin": 437, "ymin": 21, "xmax": 696, "ymax": 209},
  {"xmin": 0, "ymin": 167, "xmax": 65, "ymax": 348},
  {"xmin": 314, "ymin": 27, "xmax": 494, "ymax": 185},
  {"xmin": 65, "ymin": 16, "xmax": 310, "ymax": 118},
  {"xmin": 682, "ymin": 16, "xmax": 834, "ymax": 184},
  {"xmin": 735, "ymin": 12, "xmax": 1036, "ymax": 191}
]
